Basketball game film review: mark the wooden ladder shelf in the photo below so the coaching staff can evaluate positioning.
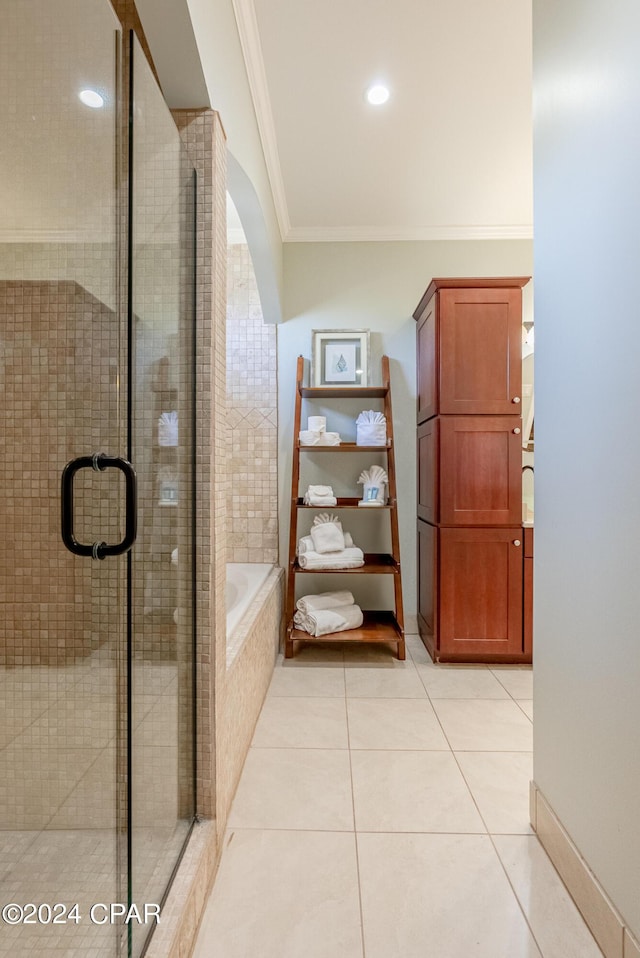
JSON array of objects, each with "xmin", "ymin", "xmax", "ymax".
[{"xmin": 285, "ymin": 355, "xmax": 405, "ymax": 659}]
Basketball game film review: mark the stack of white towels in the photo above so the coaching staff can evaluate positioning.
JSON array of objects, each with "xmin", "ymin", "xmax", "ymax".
[
  {"xmin": 297, "ymin": 513, "xmax": 364, "ymax": 570},
  {"xmin": 294, "ymin": 590, "xmax": 363, "ymax": 637},
  {"xmin": 303, "ymin": 484, "xmax": 337, "ymax": 506},
  {"xmin": 299, "ymin": 415, "xmax": 341, "ymax": 446}
]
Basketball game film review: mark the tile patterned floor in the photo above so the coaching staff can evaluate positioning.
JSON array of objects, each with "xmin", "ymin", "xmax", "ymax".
[
  {"xmin": 0, "ymin": 651, "xmax": 190, "ymax": 956},
  {"xmin": 193, "ymin": 634, "xmax": 603, "ymax": 958}
]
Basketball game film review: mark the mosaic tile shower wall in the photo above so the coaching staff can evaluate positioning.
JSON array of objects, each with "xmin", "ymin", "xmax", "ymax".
[
  {"xmin": 0, "ymin": 280, "xmax": 121, "ymax": 667},
  {"xmin": 226, "ymin": 243, "xmax": 278, "ymax": 564}
]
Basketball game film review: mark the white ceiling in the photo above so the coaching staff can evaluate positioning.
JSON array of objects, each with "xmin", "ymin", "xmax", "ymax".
[{"xmin": 234, "ymin": 0, "xmax": 533, "ymax": 242}]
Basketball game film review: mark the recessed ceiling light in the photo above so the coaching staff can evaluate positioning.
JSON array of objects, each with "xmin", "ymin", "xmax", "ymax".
[
  {"xmin": 366, "ymin": 83, "xmax": 390, "ymax": 106},
  {"xmin": 79, "ymin": 89, "xmax": 104, "ymax": 109}
]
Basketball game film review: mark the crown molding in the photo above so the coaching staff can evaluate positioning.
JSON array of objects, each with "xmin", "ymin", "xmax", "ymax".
[
  {"xmin": 284, "ymin": 224, "xmax": 534, "ymax": 243},
  {"xmin": 231, "ymin": 0, "xmax": 290, "ymax": 240}
]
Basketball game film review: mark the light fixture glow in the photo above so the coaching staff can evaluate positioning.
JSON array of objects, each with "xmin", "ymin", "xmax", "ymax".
[
  {"xmin": 366, "ymin": 83, "xmax": 390, "ymax": 106},
  {"xmin": 79, "ymin": 89, "xmax": 104, "ymax": 109}
]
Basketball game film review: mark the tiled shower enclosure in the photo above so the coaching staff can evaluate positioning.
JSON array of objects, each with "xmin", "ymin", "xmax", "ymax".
[{"xmin": 0, "ymin": 2, "xmax": 198, "ymax": 955}]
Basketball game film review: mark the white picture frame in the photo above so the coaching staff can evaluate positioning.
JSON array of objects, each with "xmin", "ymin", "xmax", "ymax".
[{"xmin": 311, "ymin": 329, "xmax": 370, "ymax": 387}]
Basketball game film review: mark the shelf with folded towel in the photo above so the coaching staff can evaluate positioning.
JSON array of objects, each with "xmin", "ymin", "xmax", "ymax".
[
  {"xmin": 295, "ymin": 497, "xmax": 395, "ymax": 509},
  {"xmin": 292, "ymin": 553, "xmax": 399, "ymax": 574},
  {"xmin": 297, "ymin": 441, "xmax": 392, "ymax": 452},
  {"xmin": 287, "ymin": 354, "xmax": 405, "ymax": 659},
  {"xmin": 290, "ymin": 610, "xmax": 402, "ymax": 644}
]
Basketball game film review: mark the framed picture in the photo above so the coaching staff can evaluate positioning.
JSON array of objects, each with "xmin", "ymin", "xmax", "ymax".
[{"xmin": 311, "ymin": 329, "xmax": 370, "ymax": 387}]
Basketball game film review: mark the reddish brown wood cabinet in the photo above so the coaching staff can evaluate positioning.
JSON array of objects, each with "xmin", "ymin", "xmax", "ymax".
[
  {"xmin": 415, "ymin": 278, "xmax": 526, "ymax": 421},
  {"xmin": 523, "ymin": 527, "xmax": 534, "ymax": 656},
  {"xmin": 414, "ymin": 277, "xmax": 531, "ymax": 663}
]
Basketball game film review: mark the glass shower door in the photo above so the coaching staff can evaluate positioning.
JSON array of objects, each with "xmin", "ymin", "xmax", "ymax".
[
  {"xmin": 128, "ymin": 34, "xmax": 196, "ymax": 958},
  {"xmin": 0, "ymin": 1, "xmax": 126, "ymax": 955}
]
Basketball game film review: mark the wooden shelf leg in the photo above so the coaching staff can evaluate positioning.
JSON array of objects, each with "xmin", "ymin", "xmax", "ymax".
[
  {"xmin": 285, "ymin": 636, "xmax": 294, "ymax": 658},
  {"xmin": 397, "ymin": 637, "xmax": 406, "ymax": 660}
]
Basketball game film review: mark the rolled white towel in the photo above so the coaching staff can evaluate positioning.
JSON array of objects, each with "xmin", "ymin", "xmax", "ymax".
[
  {"xmin": 296, "ymin": 590, "xmax": 355, "ymax": 613},
  {"xmin": 299, "ymin": 430, "xmax": 322, "ymax": 445},
  {"xmin": 297, "ymin": 547, "xmax": 364, "ymax": 570},
  {"xmin": 298, "ymin": 533, "xmax": 353, "ymax": 555},
  {"xmin": 307, "ymin": 416, "xmax": 326, "ymax": 433},
  {"xmin": 310, "ymin": 520, "xmax": 345, "ymax": 554},
  {"xmin": 293, "ymin": 604, "xmax": 363, "ymax": 637}
]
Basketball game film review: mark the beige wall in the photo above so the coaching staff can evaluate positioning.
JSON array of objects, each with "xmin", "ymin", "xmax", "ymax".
[
  {"xmin": 279, "ymin": 239, "xmax": 533, "ymax": 618},
  {"xmin": 533, "ymin": 0, "xmax": 640, "ymax": 941}
]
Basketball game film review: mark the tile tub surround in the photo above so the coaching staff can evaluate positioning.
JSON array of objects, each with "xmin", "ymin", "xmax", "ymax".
[
  {"xmin": 226, "ymin": 242, "xmax": 278, "ymax": 565},
  {"xmin": 226, "ymin": 562, "xmax": 273, "ymax": 663},
  {"xmin": 192, "ymin": 641, "xmax": 605, "ymax": 958}
]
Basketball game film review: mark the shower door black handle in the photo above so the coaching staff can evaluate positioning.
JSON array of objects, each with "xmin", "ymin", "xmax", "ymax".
[{"xmin": 61, "ymin": 454, "xmax": 137, "ymax": 559}]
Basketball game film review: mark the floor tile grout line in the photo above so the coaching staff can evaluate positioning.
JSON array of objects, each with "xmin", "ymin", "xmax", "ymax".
[
  {"xmin": 344, "ymin": 665, "xmax": 367, "ymax": 958},
  {"xmin": 487, "ymin": 831, "xmax": 550, "ymax": 957}
]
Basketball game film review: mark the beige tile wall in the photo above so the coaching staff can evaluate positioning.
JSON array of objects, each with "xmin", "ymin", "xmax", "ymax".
[
  {"xmin": 168, "ymin": 110, "xmax": 283, "ymax": 957},
  {"xmin": 226, "ymin": 244, "xmax": 278, "ymax": 563},
  {"xmin": 172, "ymin": 109, "xmax": 222, "ymax": 822},
  {"xmin": 0, "ymin": 279, "xmax": 121, "ymax": 668}
]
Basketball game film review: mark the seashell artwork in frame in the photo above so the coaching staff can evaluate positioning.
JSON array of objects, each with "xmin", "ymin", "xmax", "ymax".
[{"xmin": 311, "ymin": 329, "xmax": 370, "ymax": 387}]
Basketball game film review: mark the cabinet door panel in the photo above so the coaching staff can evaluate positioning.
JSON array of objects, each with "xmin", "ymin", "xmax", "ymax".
[
  {"xmin": 417, "ymin": 419, "xmax": 438, "ymax": 523},
  {"xmin": 417, "ymin": 520, "xmax": 437, "ymax": 652},
  {"xmin": 439, "ymin": 528, "xmax": 523, "ymax": 656},
  {"xmin": 416, "ymin": 296, "xmax": 438, "ymax": 423},
  {"xmin": 523, "ymin": 556, "xmax": 533, "ymax": 656},
  {"xmin": 439, "ymin": 288, "xmax": 522, "ymax": 415},
  {"xmin": 439, "ymin": 417, "xmax": 522, "ymax": 525}
]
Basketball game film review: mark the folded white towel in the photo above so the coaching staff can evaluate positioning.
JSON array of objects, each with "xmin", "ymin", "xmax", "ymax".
[
  {"xmin": 296, "ymin": 590, "xmax": 355, "ymax": 613},
  {"xmin": 310, "ymin": 520, "xmax": 345, "ymax": 554},
  {"xmin": 293, "ymin": 604, "xmax": 363, "ymax": 637},
  {"xmin": 298, "ymin": 533, "xmax": 353, "ymax": 555},
  {"xmin": 303, "ymin": 485, "xmax": 337, "ymax": 506},
  {"xmin": 304, "ymin": 495, "xmax": 338, "ymax": 506},
  {"xmin": 297, "ymin": 547, "xmax": 364, "ymax": 570},
  {"xmin": 300, "ymin": 430, "xmax": 341, "ymax": 446},
  {"xmin": 307, "ymin": 485, "xmax": 334, "ymax": 497}
]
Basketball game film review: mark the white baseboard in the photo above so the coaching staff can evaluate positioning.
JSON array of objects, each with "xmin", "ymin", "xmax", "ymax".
[{"xmin": 530, "ymin": 782, "xmax": 640, "ymax": 958}]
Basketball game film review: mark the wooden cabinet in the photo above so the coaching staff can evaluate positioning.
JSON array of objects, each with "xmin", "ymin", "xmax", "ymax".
[
  {"xmin": 419, "ymin": 416, "xmax": 522, "ymax": 526},
  {"xmin": 414, "ymin": 277, "xmax": 531, "ymax": 663},
  {"xmin": 439, "ymin": 528, "xmax": 524, "ymax": 659},
  {"xmin": 415, "ymin": 278, "xmax": 527, "ymax": 422},
  {"xmin": 523, "ymin": 526, "xmax": 534, "ymax": 656}
]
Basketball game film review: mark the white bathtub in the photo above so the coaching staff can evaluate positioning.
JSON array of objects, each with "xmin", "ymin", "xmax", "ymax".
[{"xmin": 226, "ymin": 563, "xmax": 274, "ymax": 663}]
